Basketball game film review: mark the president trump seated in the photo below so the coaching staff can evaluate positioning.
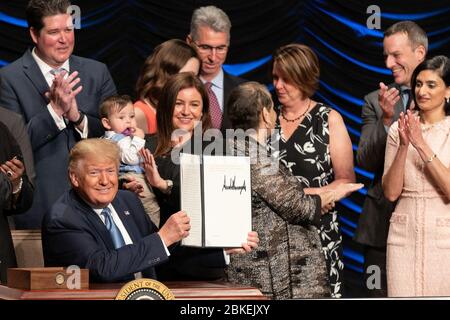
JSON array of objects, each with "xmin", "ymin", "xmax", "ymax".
[{"xmin": 42, "ymin": 138, "xmax": 191, "ymax": 282}]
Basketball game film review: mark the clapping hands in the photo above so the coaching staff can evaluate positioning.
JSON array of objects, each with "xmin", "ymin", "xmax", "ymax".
[
  {"xmin": 379, "ymin": 82, "xmax": 400, "ymax": 126},
  {"xmin": 46, "ymin": 70, "xmax": 83, "ymax": 122},
  {"xmin": 398, "ymin": 110, "xmax": 425, "ymax": 149}
]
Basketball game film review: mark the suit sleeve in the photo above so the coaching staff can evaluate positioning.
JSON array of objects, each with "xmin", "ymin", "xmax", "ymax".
[
  {"xmin": 43, "ymin": 210, "xmax": 168, "ymax": 283},
  {"xmin": 0, "ymin": 173, "xmax": 12, "ymax": 205},
  {"xmin": 0, "ymin": 125, "xmax": 34, "ymax": 214},
  {"xmin": 356, "ymin": 93, "xmax": 389, "ymax": 172},
  {"xmin": 85, "ymin": 63, "xmax": 116, "ymax": 139},
  {"xmin": 0, "ymin": 71, "xmax": 22, "ymax": 114},
  {"xmin": 27, "ymin": 109, "xmax": 66, "ymax": 151},
  {"xmin": 9, "ymin": 113, "xmax": 36, "ymax": 184},
  {"xmin": 99, "ymin": 63, "xmax": 117, "ymax": 101},
  {"xmin": 0, "ymin": 71, "xmax": 63, "ymax": 152},
  {"xmin": 4, "ymin": 176, "xmax": 33, "ymax": 216},
  {"xmin": 252, "ymin": 160, "xmax": 322, "ymax": 227}
]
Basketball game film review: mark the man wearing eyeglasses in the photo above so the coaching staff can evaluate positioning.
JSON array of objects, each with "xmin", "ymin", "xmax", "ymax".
[{"xmin": 187, "ymin": 5, "xmax": 246, "ymax": 131}]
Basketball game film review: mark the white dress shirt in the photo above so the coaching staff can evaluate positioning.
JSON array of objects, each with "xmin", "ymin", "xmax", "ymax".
[
  {"xmin": 93, "ymin": 204, "xmax": 170, "ymax": 279},
  {"xmin": 201, "ymin": 68, "xmax": 225, "ymax": 112}
]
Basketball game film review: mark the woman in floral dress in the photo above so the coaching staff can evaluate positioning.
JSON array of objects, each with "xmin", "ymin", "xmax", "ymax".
[{"xmin": 271, "ymin": 44, "xmax": 356, "ymax": 297}]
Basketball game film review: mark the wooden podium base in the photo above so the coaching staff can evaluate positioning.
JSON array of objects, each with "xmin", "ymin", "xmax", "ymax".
[{"xmin": 0, "ymin": 281, "xmax": 267, "ymax": 300}]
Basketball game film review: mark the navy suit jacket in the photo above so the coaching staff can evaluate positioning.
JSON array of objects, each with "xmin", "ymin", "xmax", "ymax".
[
  {"xmin": 220, "ymin": 71, "xmax": 247, "ymax": 131},
  {"xmin": 0, "ymin": 49, "xmax": 117, "ymax": 228},
  {"xmin": 42, "ymin": 189, "xmax": 168, "ymax": 283}
]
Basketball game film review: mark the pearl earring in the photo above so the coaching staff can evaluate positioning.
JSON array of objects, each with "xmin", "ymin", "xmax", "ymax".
[{"xmin": 446, "ymin": 97, "xmax": 450, "ymax": 104}]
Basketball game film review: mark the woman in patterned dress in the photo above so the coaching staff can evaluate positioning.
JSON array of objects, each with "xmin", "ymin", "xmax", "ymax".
[
  {"xmin": 225, "ymin": 81, "xmax": 361, "ymax": 299},
  {"xmin": 225, "ymin": 81, "xmax": 330, "ymax": 299},
  {"xmin": 382, "ymin": 55, "xmax": 450, "ymax": 297},
  {"xmin": 271, "ymin": 44, "xmax": 356, "ymax": 297}
]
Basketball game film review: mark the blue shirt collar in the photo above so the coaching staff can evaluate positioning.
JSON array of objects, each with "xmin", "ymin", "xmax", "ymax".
[{"xmin": 201, "ymin": 68, "xmax": 224, "ymax": 90}]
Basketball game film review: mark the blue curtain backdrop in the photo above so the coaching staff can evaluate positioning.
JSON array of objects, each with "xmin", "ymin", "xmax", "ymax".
[{"xmin": 1, "ymin": 0, "xmax": 449, "ymax": 296}]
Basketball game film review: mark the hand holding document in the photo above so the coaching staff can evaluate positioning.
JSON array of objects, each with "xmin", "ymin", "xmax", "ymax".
[
  {"xmin": 180, "ymin": 153, "xmax": 252, "ymax": 248},
  {"xmin": 225, "ymin": 231, "xmax": 259, "ymax": 254}
]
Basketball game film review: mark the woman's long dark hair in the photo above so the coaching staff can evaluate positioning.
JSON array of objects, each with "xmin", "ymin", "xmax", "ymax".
[
  {"xmin": 135, "ymin": 39, "xmax": 199, "ymax": 107},
  {"xmin": 154, "ymin": 73, "xmax": 211, "ymax": 157},
  {"xmin": 411, "ymin": 55, "xmax": 450, "ymax": 115}
]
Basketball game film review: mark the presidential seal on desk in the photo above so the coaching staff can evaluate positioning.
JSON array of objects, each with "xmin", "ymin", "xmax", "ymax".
[
  {"xmin": 54, "ymin": 272, "xmax": 66, "ymax": 286},
  {"xmin": 115, "ymin": 279, "xmax": 175, "ymax": 300}
]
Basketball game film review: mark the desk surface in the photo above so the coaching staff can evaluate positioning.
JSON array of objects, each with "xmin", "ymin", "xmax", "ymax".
[{"xmin": 0, "ymin": 281, "xmax": 267, "ymax": 300}]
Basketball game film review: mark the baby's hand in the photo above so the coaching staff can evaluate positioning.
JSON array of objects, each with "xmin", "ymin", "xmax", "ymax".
[{"xmin": 133, "ymin": 127, "xmax": 145, "ymax": 139}]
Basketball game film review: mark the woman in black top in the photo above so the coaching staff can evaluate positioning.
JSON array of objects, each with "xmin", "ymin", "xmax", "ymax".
[
  {"xmin": 0, "ymin": 122, "xmax": 34, "ymax": 284},
  {"xmin": 140, "ymin": 72, "xmax": 257, "ymax": 281}
]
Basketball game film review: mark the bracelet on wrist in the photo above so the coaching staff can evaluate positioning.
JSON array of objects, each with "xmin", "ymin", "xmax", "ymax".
[
  {"xmin": 162, "ymin": 179, "xmax": 173, "ymax": 195},
  {"xmin": 12, "ymin": 177, "xmax": 23, "ymax": 194},
  {"xmin": 425, "ymin": 153, "xmax": 437, "ymax": 164}
]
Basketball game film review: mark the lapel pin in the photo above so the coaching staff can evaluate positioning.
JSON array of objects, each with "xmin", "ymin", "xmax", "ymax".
[{"xmin": 124, "ymin": 210, "xmax": 130, "ymax": 216}]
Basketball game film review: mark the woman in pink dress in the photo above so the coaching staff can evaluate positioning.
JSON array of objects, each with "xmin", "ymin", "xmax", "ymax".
[
  {"xmin": 134, "ymin": 39, "xmax": 200, "ymax": 134},
  {"xmin": 383, "ymin": 55, "xmax": 450, "ymax": 297}
]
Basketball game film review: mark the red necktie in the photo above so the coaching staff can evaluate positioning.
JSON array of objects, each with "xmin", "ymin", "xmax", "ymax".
[{"xmin": 205, "ymin": 82, "xmax": 223, "ymax": 129}]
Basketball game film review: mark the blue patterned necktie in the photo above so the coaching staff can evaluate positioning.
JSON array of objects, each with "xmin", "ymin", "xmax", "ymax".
[
  {"xmin": 50, "ymin": 67, "xmax": 66, "ymax": 76},
  {"xmin": 402, "ymin": 88, "xmax": 411, "ymax": 111},
  {"xmin": 101, "ymin": 207, "xmax": 125, "ymax": 249}
]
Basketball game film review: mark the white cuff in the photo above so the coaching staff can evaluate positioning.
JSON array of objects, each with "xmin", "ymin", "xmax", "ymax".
[
  {"xmin": 75, "ymin": 115, "xmax": 89, "ymax": 138},
  {"xmin": 161, "ymin": 237, "xmax": 171, "ymax": 257},
  {"xmin": 223, "ymin": 250, "xmax": 230, "ymax": 265},
  {"xmin": 47, "ymin": 103, "xmax": 66, "ymax": 131}
]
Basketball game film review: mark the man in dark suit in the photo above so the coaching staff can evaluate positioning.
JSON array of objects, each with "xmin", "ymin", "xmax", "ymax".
[
  {"xmin": 354, "ymin": 21, "xmax": 427, "ymax": 297},
  {"xmin": 42, "ymin": 139, "xmax": 191, "ymax": 283},
  {"xmin": 186, "ymin": 5, "xmax": 246, "ymax": 131},
  {"xmin": 0, "ymin": 0, "xmax": 116, "ymax": 228}
]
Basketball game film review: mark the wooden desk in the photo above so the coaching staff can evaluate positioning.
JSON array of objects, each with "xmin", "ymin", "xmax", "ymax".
[{"xmin": 0, "ymin": 281, "xmax": 267, "ymax": 300}]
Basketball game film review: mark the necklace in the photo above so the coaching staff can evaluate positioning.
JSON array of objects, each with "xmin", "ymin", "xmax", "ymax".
[{"xmin": 281, "ymin": 99, "xmax": 312, "ymax": 123}]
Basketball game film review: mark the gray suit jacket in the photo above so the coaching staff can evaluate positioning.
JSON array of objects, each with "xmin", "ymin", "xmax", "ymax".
[
  {"xmin": 0, "ymin": 49, "xmax": 116, "ymax": 228},
  {"xmin": 0, "ymin": 107, "xmax": 35, "ymax": 185},
  {"xmin": 353, "ymin": 84, "xmax": 403, "ymax": 247}
]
